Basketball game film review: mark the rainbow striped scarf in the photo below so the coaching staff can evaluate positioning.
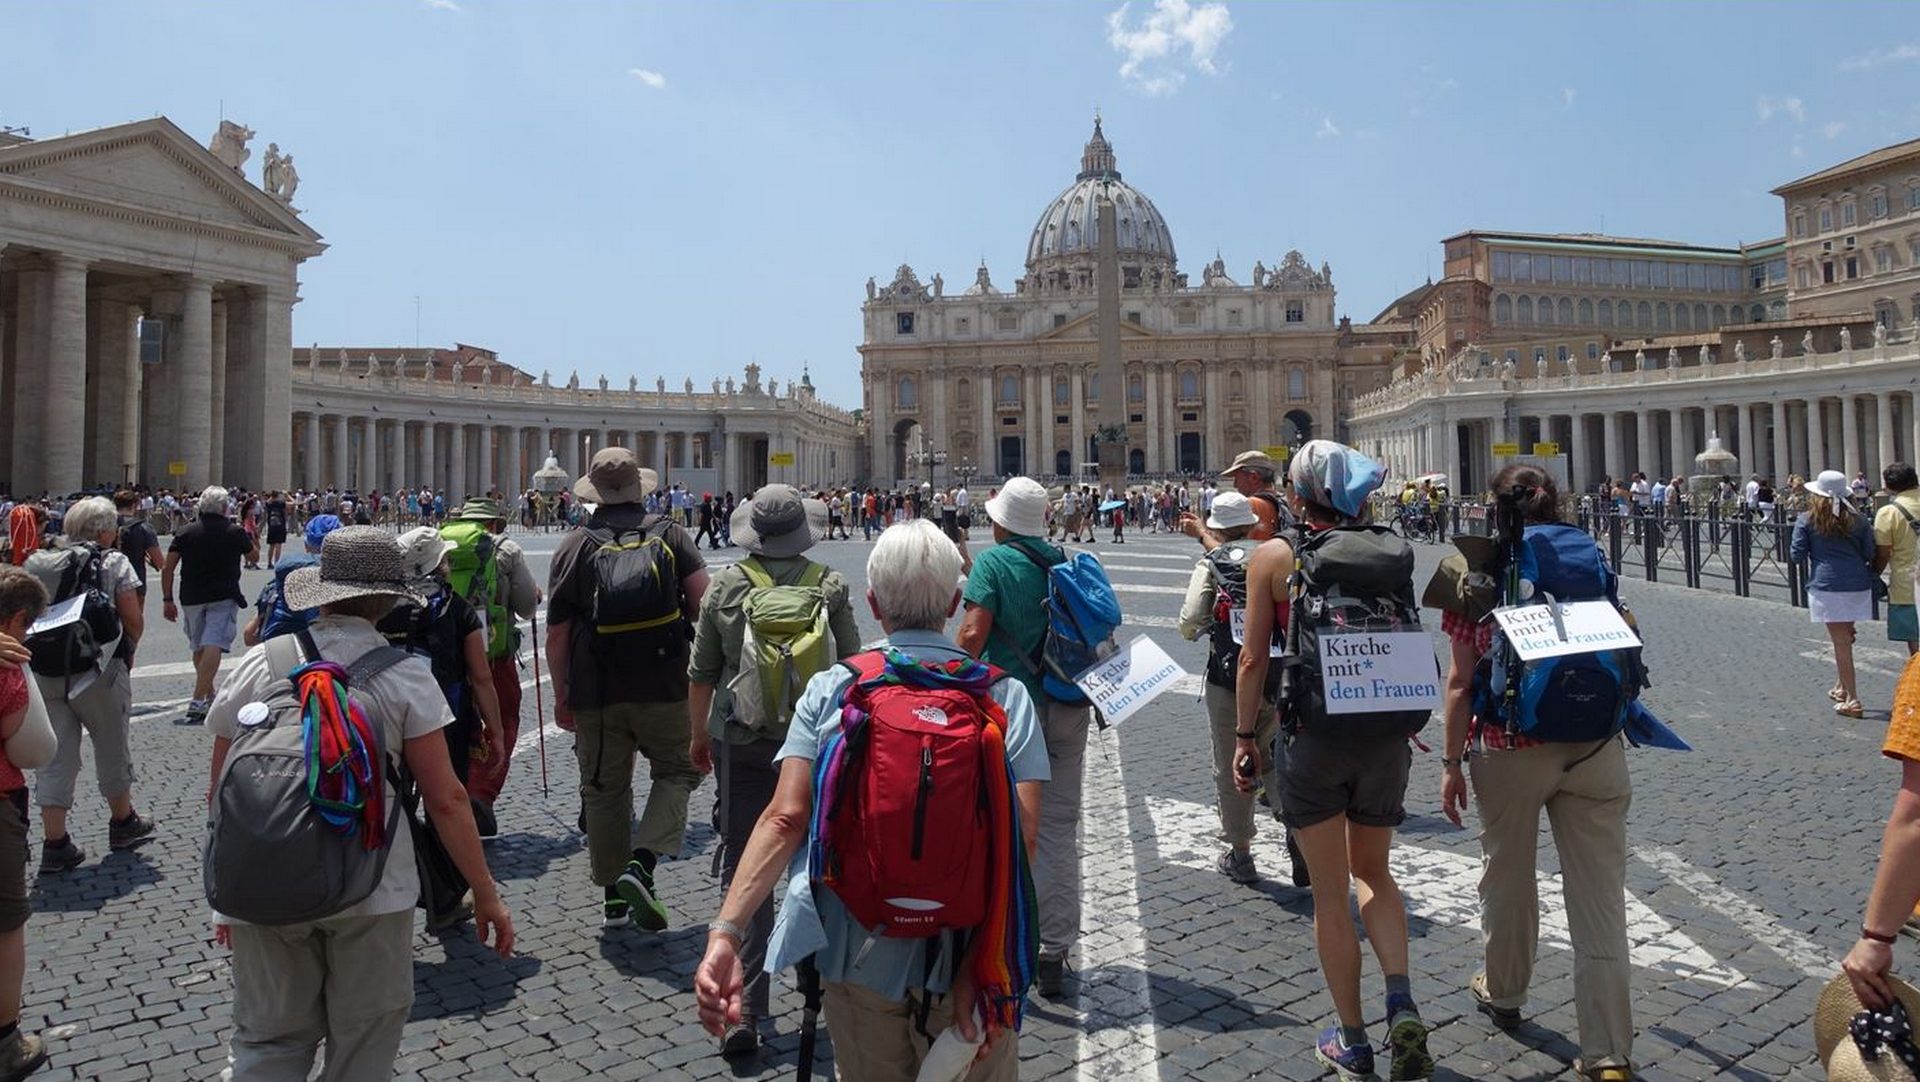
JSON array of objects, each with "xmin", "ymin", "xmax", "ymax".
[
  {"xmin": 809, "ymin": 648, "xmax": 1038, "ymax": 1031},
  {"xmin": 294, "ymin": 659, "xmax": 387, "ymax": 850}
]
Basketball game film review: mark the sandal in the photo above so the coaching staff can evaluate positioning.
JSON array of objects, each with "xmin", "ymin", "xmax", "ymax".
[
  {"xmin": 1573, "ymin": 1059, "xmax": 1636, "ymax": 1081},
  {"xmin": 1836, "ymin": 699, "xmax": 1866, "ymax": 718},
  {"xmin": 1830, "ymin": 686, "xmax": 1848, "ymax": 703}
]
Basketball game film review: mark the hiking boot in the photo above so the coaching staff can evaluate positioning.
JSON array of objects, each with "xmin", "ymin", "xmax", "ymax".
[
  {"xmin": 0, "ymin": 1029, "xmax": 47, "ymax": 1082},
  {"xmin": 176, "ymin": 699, "xmax": 209, "ymax": 726},
  {"xmin": 427, "ymin": 894, "xmax": 474, "ymax": 934},
  {"xmin": 37, "ymin": 837, "xmax": 82, "ymax": 875},
  {"xmin": 1286, "ymin": 830, "xmax": 1311, "ymax": 889},
  {"xmin": 602, "ymin": 892, "xmax": 632, "ymax": 929},
  {"xmin": 1216, "ymin": 848, "xmax": 1258, "ymax": 885},
  {"xmin": 107, "ymin": 811, "xmax": 157, "ymax": 851},
  {"xmin": 1036, "ymin": 952, "xmax": 1069, "ymax": 998},
  {"xmin": 1469, "ymin": 972, "xmax": 1522, "ymax": 1029},
  {"xmin": 1314, "ymin": 1026, "xmax": 1375, "ymax": 1081},
  {"xmin": 1387, "ymin": 1009, "xmax": 1434, "ymax": 1080},
  {"xmin": 615, "ymin": 860, "xmax": 668, "ymax": 931},
  {"xmin": 720, "ymin": 1015, "xmax": 760, "ymax": 1059}
]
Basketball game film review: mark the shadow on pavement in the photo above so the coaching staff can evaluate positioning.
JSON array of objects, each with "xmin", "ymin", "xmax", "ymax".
[
  {"xmin": 30, "ymin": 850, "xmax": 163, "ymax": 912},
  {"xmin": 409, "ymin": 942, "xmax": 544, "ymax": 1021},
  {"xmin": 1646, "ymin": 1024, "xmax": 1782, "ymax": 1082},
  {"xmin": 484, "ymin": 830, "xmax": 584, "ymax": 881}
]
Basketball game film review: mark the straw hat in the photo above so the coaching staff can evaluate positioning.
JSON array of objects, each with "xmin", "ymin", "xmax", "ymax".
[
  {"xmin": 282, "ymin": 526, "xmax": 426, "ymax": 611},
  {"xmin": 1817, "ymin": 972, "xmax": 1920, "ymax": 1079}
]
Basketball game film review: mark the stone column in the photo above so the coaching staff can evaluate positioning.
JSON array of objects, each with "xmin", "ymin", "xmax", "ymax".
[
  {"xmin": 88, "ymin": 298, "xmax": 133, "ymax": 486},
  {"xmin": 39, "ymin": 255, "xmax": 90, "ymax": 495},
  {"xmin": 302, "ymin": 413, "xmax": 321, "ymax": 490},
  {"xmin": 1877, "ymin": 392, "xmax": 1896, "ymax": 481},
  {"xmin": 1069, "ymin": 366, "xmax": 1087, "ymax": 476},
  {"xmin": 1143, "ymin": 363, "xmax": 1161, "ymax": 473},
  {"xmin": 449, "ymin": 423, "xmax": 467, "ymax": 502},
  {"xmin": 120, "ymin": 302, "xmax": 142, "ymax": 488},
  {"xmin": 1025, "ymin": 370, "xmax": 1044, "ymax": 477},
  {"xmin": 1842, "ymin": 394, "xmax": 1862, "ymax": 478},
  {"xmin": 1666, "ymin": 408, "xmax": 1685, "ymax": 479},
  {"xmin": 1598, "ymin": 411, "xmax": 1617, "ymax": 481},
  {"xmin": 358, "ymin": 418, "xmax": 376, "ymax": 495},
  {"xmin": 477, "ymin": 425, "xmax": 495, "ymax": 496},
  {"xmin": 174, "ymin": 278, "xmax": 216, "ymax": 490},
  {"xmin": 502, "ymin": 425, "xmax": 522, "ymax": 496},
  {"xmin": 327, "ymin": 414, "xmax": 348, "ymax": 490},
  {"xmin": 420, "ymin": 422, "xmax": 437, "ymax": 494},
  {"xmin": 208, "ymin": 298, "xmax": 227, "ymax": 484},
  {"xmin": 1440, "ymin": 411, "xmax": 1460, "ymax": 487},
  {"xmin": 1204, "ymin": 365, "xmax": 1225, "ymax": 468},
  {"xmin": 1635, "ymin": 409, "xmax": 1655, "ymax": 479},
  {"xmin": 1567, "ymin": 414, "xmax": 1587, "ymax": 494},
  {"xmin": 1808, "ymin": 398, "xmax": 1827, "ymax": 473},
  {"xmin": 1772, "ymin": 399, "xmax": 1790, "ymax": 484},
  {"xmin": 1738, "ymin": 403, "xmax": 1756, "ymax": 481}
]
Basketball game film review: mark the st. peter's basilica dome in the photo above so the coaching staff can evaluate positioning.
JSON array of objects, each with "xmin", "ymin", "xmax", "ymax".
[{"xmin": 1024, "ymin": 119, "xmax": 1177, "ymax": 281}]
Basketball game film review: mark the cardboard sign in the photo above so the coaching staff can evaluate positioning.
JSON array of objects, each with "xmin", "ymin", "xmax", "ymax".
[
  {"xmin": 1319, "ymin": 631, "xmax": 1442, "ymax": 715},
  {"xmin": 1073, "ymin": 635, "xmax": 1193, "ymax": 727},
  {"xmin": 26, "ymin": 594, "xmax": 83, "ymax": 638},
  {"xmin": 1228, "ymin": 608, "xmax": 1286, "ymax": 658},
  {"xmin": 1492, "ymin": 600, "xmax": 1639, "ymax": 661}
]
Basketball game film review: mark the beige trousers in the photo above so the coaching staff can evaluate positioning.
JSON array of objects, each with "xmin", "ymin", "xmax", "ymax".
[
  {"xmin": 574, "ymin": 699, "xmax": 701, "ymax": 884},
  {"xmin": 227, "ymin": 910, "xmax": 415, "ymax": 1081},
  {"xmin": 1470, "ymin": 737, "xmax": 1634, "ymax": 1069},
  {"xmin": 822, "ymin": 980, "xmax": 1017, "ymax": 1082},
  {"xmin": 1202, "ymin": 684, "xmax": 1276, "ymax": 848}
]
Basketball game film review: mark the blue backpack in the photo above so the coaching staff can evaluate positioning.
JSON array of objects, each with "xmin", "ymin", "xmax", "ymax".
[
  {"xmin": 1471, "ymin": 523, "xmax": 1646, "ymax": 743},
  {"xmin": 257, "ymin": 555, "xmax": 321, "ymax": 641},
  {"xmin": 1010, "ymin": 542, "xmax": 1124, "ymax": 710}
]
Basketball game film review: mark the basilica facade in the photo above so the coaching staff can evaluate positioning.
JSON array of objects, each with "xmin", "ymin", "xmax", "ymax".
[{"xmin": 858, "ymin": 121, "xmax": 1402, "ymax": 488}]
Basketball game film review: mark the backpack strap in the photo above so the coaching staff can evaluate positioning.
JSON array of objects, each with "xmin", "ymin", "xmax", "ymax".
[
  {"xmin": 738, "ymin": 556, "xmax": 774, "ymax": 590},
  {"xmin": 347, "ymin": 645, "xmax": 413, "ymax": 687},
  {"xmin": 1896, "ymin": 502, "xmax": 1920, "ymax": 537}
]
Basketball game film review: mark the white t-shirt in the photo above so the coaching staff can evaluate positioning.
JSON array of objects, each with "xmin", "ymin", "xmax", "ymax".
[
  {"xmin": 1630, "ymin": 478, "xmax": 1651, "ymax": 506},
  {"xmin": 1744, "ymin": 479, "xmax": 1761, "ymax": 507},
  {"xmin": 954, "ymin": 488, "xmax": 970, "ymax": 510},
  {"xmin": 206, "ymin": 614, "xmax": 453, "ymax": 919}
]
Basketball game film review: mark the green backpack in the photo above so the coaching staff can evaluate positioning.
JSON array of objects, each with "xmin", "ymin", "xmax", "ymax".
[
  {"xmin": 439, "ymin": 520, "xmax": 509, "ymax": 659},
  {"xmin": 725, "ymin": 558, "xmax": 833, "ymax": 733}
]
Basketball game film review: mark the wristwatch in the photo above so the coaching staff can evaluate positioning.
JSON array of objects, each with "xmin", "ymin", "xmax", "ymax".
[{"xmin": 1440, "ymin": 756, "xmax": 1464, "ymax": 769}]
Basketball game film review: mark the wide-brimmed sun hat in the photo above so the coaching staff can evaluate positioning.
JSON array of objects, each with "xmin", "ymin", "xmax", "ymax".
[
  {"xmin": 1220, "ymin": 450, "xmax": 1277, "ymax": 479},
  {"xmin": 452, "ymin": 497, "xmax": 507, "ymax": 522},
  {"xmin": 396, "ymin": 526, "xmax": 455, "ymax": 586},
  {"xmin": 1816, "ymin": 971, "xmax": 1920, "ymax": 1079},
  {"xmin": 573, "ymin": 447, "xmax": 658, "ymax": 506},
  {"xmin": 1206, "ymin": 491, "xmax": 1257, "ymax": 530},
  {"xmin": 1807, "ymin": 470, "xmax": 1853, "ymax": 502},
  {"xmin": 984, "ymin": 477, "xmax": 1049, "ymax": 538},
  {"xmin": 730, "ymin": 484, "xmax": 827, "ymax": 558},
  {"xmin": 283, "ymin": 526, "xmax": 426, "ymax": 611}
]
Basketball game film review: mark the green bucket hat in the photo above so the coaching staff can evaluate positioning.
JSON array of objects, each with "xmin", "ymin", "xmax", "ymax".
[{"xmin": 453, "ymin": 497, "xmax": 508, "ymax": 522}]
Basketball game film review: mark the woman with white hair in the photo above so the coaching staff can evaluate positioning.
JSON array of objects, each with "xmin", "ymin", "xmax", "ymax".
[
  {"xmin": 695, "ymin": 520, "xmax": 1048, "ymax": 1082},
  {"xmin": 21, "ymin": 497, "xmax": 154, "ymax": 873}
]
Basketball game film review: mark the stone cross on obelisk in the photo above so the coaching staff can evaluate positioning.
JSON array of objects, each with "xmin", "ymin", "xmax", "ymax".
[{"xmin": 1095, "ymin": 189, "xmax": 1129, "ymax": 495}]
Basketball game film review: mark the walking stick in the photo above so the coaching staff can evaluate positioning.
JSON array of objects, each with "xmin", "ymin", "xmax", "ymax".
[{"xmin": 531, "ymin": 611, "xmax": 550, "ymax": 797}]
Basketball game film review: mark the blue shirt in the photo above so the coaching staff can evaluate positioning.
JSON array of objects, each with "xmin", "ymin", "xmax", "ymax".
[
  {"xmin": 1792, "ymin": 510, "xmax": 1877, "ymax": 593},
  {"xmin": 764, "ymin": 629, "xmax": 1049, "ymax": 998}
]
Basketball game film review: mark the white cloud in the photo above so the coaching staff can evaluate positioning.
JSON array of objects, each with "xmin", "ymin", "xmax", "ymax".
[
  {"xmin": 1315, "ymin": 116, "xmax": 1339, "ymax": 139},
  {"xmin": 1107, "ymin": 0, "xmax": 1233, "ymax": 95},
  {"xmin": 1756, "ymin": 95, "xmax": 1805, "ymax": 124},
  {"xmin": 1822, "ymin": 120, "xmax": 1848, "ymax": 139},
  {"xmin": 422, "ymin": 0, "xmax": 461, "ymax": 11},
  {"xmin": 1840, "ymin": 43, "xmax": 1920, "ymax": 71},
  {"xmin": 627, "ymin": 68, "xmax": 667, "ymax": 90},
  {"xmin": 1562, "ymin": 87, "xmax": 1576, "ymax": 108}
]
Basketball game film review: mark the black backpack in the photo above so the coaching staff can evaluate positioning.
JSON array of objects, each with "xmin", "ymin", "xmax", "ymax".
[
  {"xmin": 1279, "ymin": 525, "xmax": 1431, "ymax": 739},
  {"xmin": 587, "ymin": 517, "xmax": 683, "ymax": 643},
  {"xmin": 24, "ymin": 544, "xmax": 122, "ymax": 679},
  {"xmin": 1202, "ymin": 540, "xmax": 1282, "ymax": 696}
]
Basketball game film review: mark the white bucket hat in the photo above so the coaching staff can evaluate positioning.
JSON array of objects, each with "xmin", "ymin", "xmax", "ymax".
[
  {"xmin": 396, "ymin": 526, "xmax": 455, "ymax": 586},
  {"xmin": 1206, "ymin": 491, "xmax": 1257, "ymax": 530},
  {"xmin": 1806, "ymin": 469, "xmax": 1852, "ymax": 502},
  {"xmin": 984, "ymin": 477, "xmax": 1049, "ymax": 538}
]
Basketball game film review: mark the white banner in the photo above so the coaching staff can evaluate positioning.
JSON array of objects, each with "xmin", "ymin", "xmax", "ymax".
[
  {"xmin": 1319, "ymin": 630, "xmax": 1442, "ymax": 715},
  {"xmin": 1492, "ymin": 601, "xmax": 1639, "ymax": 661},
  {"xmin": 1228, "ymin": 608, "xmax": 1286, "ymax": 658},
  {"xmin": 1072, "ymin": 635, "xmax": 1194, "ymax": 727}
]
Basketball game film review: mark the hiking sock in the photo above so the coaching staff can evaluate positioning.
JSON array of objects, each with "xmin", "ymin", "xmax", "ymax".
[
  {"xmin": 603, "ymin": 885, "xmax": 620, "ymax": 901},
  {"xmin": 45, "ymin": 835, "xmax": 70, "ymax": 850},
  {"xmin": 634, "ymin": 849, "xmax": 658, "ymax": 878},
  {"xmin": 1385, "ymin": 975, "xmax": 1417, "ymax": 1017},
  {"xmin": 1339, "ymin": 1025, "xmax": 1368, "ymax": 1049}
]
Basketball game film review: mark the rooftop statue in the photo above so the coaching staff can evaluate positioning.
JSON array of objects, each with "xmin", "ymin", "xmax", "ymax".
[{"xmin": 209, "ymin": 120, "xmax": 253, "ymax": 172}]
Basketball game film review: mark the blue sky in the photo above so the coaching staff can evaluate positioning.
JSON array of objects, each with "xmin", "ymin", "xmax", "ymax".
[{"xmin": 7, "ymin": 1, "xmax": 1918, "ymax": 407}]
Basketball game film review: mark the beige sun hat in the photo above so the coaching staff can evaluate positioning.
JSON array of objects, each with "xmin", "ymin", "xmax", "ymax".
[
  {"xmin": 1816, "ymin": 971, "xmax": 1920, "ymax": 1077},
  {"xmin": 282, "ymin": 526, "xmax": 426, "ymax": 611}
]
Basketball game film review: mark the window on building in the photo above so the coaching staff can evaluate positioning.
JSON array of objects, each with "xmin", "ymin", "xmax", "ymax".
[
  {"xmin": 956, "ymin": 378, "xmax": 971, "ymax": 408},
  {"xmin": 1754, "ymin": 303, "xmax": 1769, "ymax": 322},
  {"xmin": 1675, "ymin": 304, "xmax": 1691, "ymax": 331},
  {"xmin": 1592, "ymin": 259, "xmax": 1611, "ymax": 286},
  {"xmin": 1052, "ymin": 313, "xmax": 1067, "ymax": 328},
  {"xmin": 1910, "ymin": 185, "xmax": 1920, "ymax": 211},
  {"xmin": 1449, "ymin": 300, "xmax": 1465, "ymax": 319},
  {"xmin": 1556, "ymin": 344, "xmax": 1570, "ymax": 362},
  {"xmin": 1578, "ymin": 298, "xmax": 1593, "ymax": 324},
  {"xmin": 1587, "ymin": 341, "xmax": 1600, "ymax": 360},
  {"xmin": 896, "ymin": 312, "xmax": 915, "ymax": 335},
  {"xmin": 1769, "ymin": 258, "xmax": 1787, "ymax": 284},
  {"xmin": 1712, "ymin": 303, "xmax": 1726, "ymax": 326},
  {"xmin": 1820, "ymin": 206, "xmax": 1834, "ymax": 232},
  {"xmin": 956, "ymin": 317, "xmax": 971, "ymax": 335},
  {"xmin": 1226, "ymin": 308, "xmax": 1243, "ymax": 327},
  {"xmin": 1286, "ymin": 300, "xmax": 1304, "ymax": 323},
  {"xmin": 1637, "ymin": 301, "xmax": 1652, "ymax": 327},
  {"xmin": 1846, "ymin": 256, "xmax": 1859, "ymax": 280},
  {"xmin": 1598, "ymin": 298, "xmax": 1613, "ymax": 325},
  {"xmin": 1793, "ymin": 213, "xmax": 1807, "ymax": 238},
  {"xmin": 1229, "ymin": 371, "xmax": 1244, "ymax": 399},
  {"xmin": 1611, "ymin": 258, "xmax": 1629, "ymax": 286},
  {"xmin": 1693, "ymin": 302, "xmax": 1707, "ymax": 328},
  {"xmin": 1798, "ymin": 265, "xmax": 1812, "ymax": 289},
  {"xmin": 1750, "ymin": 263, "xmax": 1766, "ymax": 289},
  {"xmin": 1631, "ymin": 261, "xmax": 1650, "ymax": 288},
  {"xmin": 1505, "ymin": 348, "xmax": 1518, "ymax": 365},
  {"xmin": 1824, "ymin": 261, "xmax": 1836, "ymax": 284},
  {"xmin": 1492, "ymin": 251, "xmax": 1510, "ymax": 280},
  {"xmin": 1688, "ymin": 263, "xmax": 1707, "ymax": 290},
  {"xmin": 1126, "ymin": 311, "xmax": 1142, "ymax": 325},
  {"xmin": 1128, "ymin": 374, "xmax": 1144, "ymax": 402},
  {"xmin": 1910, "ymin": 237, "xmax": 1920, "ymax": 264},
  {"xmin": 1656, "ymin": 302, "xmax": 1671, "ymax": 330},
  {"xmin": 1872, "ymin": 192, "xmax": 1889, "ymax": 218},
  {"xmin": 1054, "ymin": 378, "xmax": 1069, "ymax": 406},
  {"xmin": 1287, "ymin": 368, "xmax": 1307, "ymax": 398},
  {"xmin": 1179, "ymin": 370, "xmax": 1199, "ymax": 399},
  {"xmin": 1177, "ymin": 307, "xmax": 1198, "ymax": 326},
  {"xmin": 1533, "ymin": 348, "xmax": 1547, "ymax": 368},
  {"xmin": 1516, "ymin": 295, "xmax": 1533, "ymax": 323},
  {"xmin": 1557, "ymin": 297, "xmax": 1573, "ymax": 324},
  {"xmin": 999, "ymin": 374, "xmax": 1019, "ymax": 404},
  {"xmin": 1877, "ymin": 248, "xmax": 1894, "ymax": 274},
  {"xmin": 1574, "ymin": 257, "xmax": 1592, "ymax": 284},
  {"xmin": 1513, "ymin": 253, "xmax": 1531, "ymax": 281},
  {"xmin": 1843, "ymin": 202, "xmax": 1857, "ymax": 227},
  {"xmin": 1649, "ymin": 261, "xmax": 1668, "ymax": 289},
  {"xmin": 897, "ymin": 377, "xmax": 917, "ymax": 409},
  {"xmin": 1089, "ymin": 374, "xmax": 1099, "ymax": 401},
  {"xmin": 1539, "ymin": 295, "xmax": 1556, "ymax": 324},
  {"xmin": 1553, "ymin": 256, "xmax": 1572, "ymax": 283}
]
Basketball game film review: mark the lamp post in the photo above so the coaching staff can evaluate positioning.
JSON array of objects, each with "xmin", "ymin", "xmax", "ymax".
[{"xmin": 954, "ymin": 455, "xmax": 977, "ymax": 490}]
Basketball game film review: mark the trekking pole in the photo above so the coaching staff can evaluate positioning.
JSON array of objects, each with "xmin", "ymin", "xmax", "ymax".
[{"xmin": 531, "ymin": 611, "xmax": 550, "ymax": 797}]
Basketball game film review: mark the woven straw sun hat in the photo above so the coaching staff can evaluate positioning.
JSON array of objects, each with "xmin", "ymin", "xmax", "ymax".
[{"xmin": 1816, "ymin": 972, "xmax": 1920, "ymax": 1079}]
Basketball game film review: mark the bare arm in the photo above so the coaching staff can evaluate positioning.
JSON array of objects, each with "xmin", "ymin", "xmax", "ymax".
[
  {"xmin": 115, "ymin": 587, "xmax": 143, "ymax": 648},
  {"xmin": 1439, "ymin": 637, "xmax": 1479, "ymax": 827},
  {"xmin": 242, "ymin": 612, "xmax": 263, "ymax": 648},
  {"xmin": 696, "ymin": 756, "xmax": 815, "ymax": 1036},
  {"xmin": 1845, "ymin": 759, "xmax": 1920, "ymax": 1007},
  {"xmin": 955, "ymin": 602, "xmax": 992, "ymax": 658},
  {"xmin": 1017, "ymin": 779, "xmax": 1041, "ymax": 858},
  {"xmin": 1234, "ymin": 538, "xmax": 1292, "ymax": 737},
  {"xmin": 161, "ymin": 551, "xmax": 180, "ymax": 604},
  {"xmin": 546, "ymin": 617, "xmax": 572, "ymax": 727},
  {"xmin": 404, "ymin": 731, "xmax": 514, "ymax": 957},
  {"xmin": 1877, "ymin": 543, "xmax": 1894, "ymax": 576},
  {"xmin": 463, "ymin": 629, "xmax": 502, "ymax": 761},
  {"xmin": 208, "ymin": 735, "xmax": 233, "ymax": 801},
  {"xmin": 144, "ymin": 544, "xmax": 163, "ymax": 573},
  {"xmin": 682, "ymin": 568, "xmax": 711, "ymax": 622},
  {"xmin": 688, "ymin": 681, "xmax": 717, "ymax": 775}
]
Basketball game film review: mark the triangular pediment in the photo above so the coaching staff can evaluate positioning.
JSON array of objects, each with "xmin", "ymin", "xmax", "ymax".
[
  {"xmin": 0, "ymin": 118, "xmax": 320, "ymax": 244},
  {"xmin": 1035, "ymin": 311, "xmax": 1161, "ymax": 341}
]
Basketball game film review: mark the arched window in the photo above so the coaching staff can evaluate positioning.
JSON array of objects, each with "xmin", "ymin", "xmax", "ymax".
[
  {"xmin": 1179, "ymin": 370, "xmax": 1199, "ymax": 399},
  {"xmin": 1054, "ymin": 377, "xmax": 1069, "ymax": 406},
  {"xmin": 999, "ymin": 374, "xmax": 1019, "ymax": 404},
  {"xmin": 956, "ymin": 378, "xmax": 971, "ymax": 407},
  {"xmin": 1089, "ymin": 373, "xmax": 1100, "ymax": 401},
  {"xmin": 897, "ymin": 377, "xmax": 917, "ymax": 409},
  {"xmin": 1229, "ymin": 371, "xmax": 1244, "ymax": 399},
  {"xmin": 1128, "ymin": 374, "xmax": 1144, "ymax": 403},
  {"xmin": 1287, "ymin": 367, "xmax": 1307, "ymax": 398},
  {"xmin": 1495, "ymin": 294, "xmax": 1513, "ymax": 322},
  {"xmin": 1577, "ymin": 298, "xmax": 1594, "ymax": 324},
  {"xmin": 1598, "ymin": 299, "xmax": 1613, "ymax": 325},
  {"xmin": 1750, "ymin": 304, "xmax": 1766, "ymax": 322},
  {"xmin": 1693, "ymin": 303, "xmax": 1708, "ymax": 329},
  {"xmin": 1711, "ymin": 304, "xmax": 1725, "ymax": 327},
  {"xmin": 1637, "ymin": 301, "xmax": 1652, "ymax": 327},
  {"xmin": 1537, "ymin": 296, "xmax": 1554, "ymax": 325},
  {"xmin": 1769, "ymin": 299, "xmax": 1786, "ymax": 320},
  {"xmin": 1675, "ymin": 304, "xmax": 1691, "ymax": 331},
  {"xmin": 1517, "ymin": 296, "xmax": 1534, "ymax": 323},
  {"xmin": 1557, "ymin": 297, "xmax": 1573, "ymax": 324},
  {"xmin": 1655, "ymin": 302, "xmax": 1671, "ymax": 330}
]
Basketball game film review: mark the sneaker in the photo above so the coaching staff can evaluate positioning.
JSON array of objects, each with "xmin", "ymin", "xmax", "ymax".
[
  {"xmin": 1469, "ymin": 972, "xmax": 1522, "ymax": 1029},
  {"xmin": 0, "ymin": 1029, "xmax": 47, "ymax": 1082},
  {"xmin": 1314, "ymin": 1026, "xmax": 1375, "ymax": 1081},
  {"xmin": 176, "ymin": 699, "xmax": 209, "ymax": 726},
  {"xmin": 1216, "ymin": 848, "xmax": 1258, "ymax": 885},
  {"xmin": 107, "ymin": 811, "xmax": 157, "ymax": 851},
  {"xmin": 602, "ymin": 895, "xmax": 632, "ymax": 929},
  {"xmin": 615, "ymin": 860, "xmax": 669, "ymax": 931},
  {"xmin": 1036, "ymin": 952, "xmax": 1069, "ymax": 998},
  {"xmin": 1286, "ymin": 830, "xmax": 1312, "ymax": 889},
  {"xmin": 720, "ymin": 1016, "xmax": 760, "ymax": 1059},
  {"xmin": 1387, "ymin": 1009, "xmax": 1434, "ymax": 1081},
  {"xmin": 427, "ymin": 893, "xmax": 474, "ymax": 934},
  {"xmin": 37, "ymin": 837, "xmax": 82, "ymax": 875}
]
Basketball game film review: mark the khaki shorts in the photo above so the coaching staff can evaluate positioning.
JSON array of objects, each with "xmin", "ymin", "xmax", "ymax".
[{"xmin": 1279, "ymin": 729, "xmax": 1412, "ymax": 830}]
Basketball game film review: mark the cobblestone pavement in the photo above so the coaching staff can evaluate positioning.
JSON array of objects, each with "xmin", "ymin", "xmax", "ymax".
[{"xmin": 23, "ymin": 522, "xmax": 1898, "ymax": 1079}]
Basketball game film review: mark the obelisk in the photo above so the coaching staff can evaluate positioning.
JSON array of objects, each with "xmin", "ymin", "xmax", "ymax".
[{"xmin": 1094, "ymin": 190, "xmax": 1129, "ymax": 495}]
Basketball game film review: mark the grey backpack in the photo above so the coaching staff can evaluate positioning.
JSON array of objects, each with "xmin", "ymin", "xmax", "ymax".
[{"xmin": 203, "ymin": 631, "xmax": 411, "ymax": 925}]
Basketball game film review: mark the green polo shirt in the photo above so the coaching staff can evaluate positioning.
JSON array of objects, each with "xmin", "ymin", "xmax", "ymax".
[{"xmin": 962, "ymin": 535, "xmax": 1063, "ymax": 702}]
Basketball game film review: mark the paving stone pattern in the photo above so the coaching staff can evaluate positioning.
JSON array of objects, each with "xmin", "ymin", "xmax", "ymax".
[{"xmin": 23, "ymin": 526, "xmax": 1892, "ymax": 1079}]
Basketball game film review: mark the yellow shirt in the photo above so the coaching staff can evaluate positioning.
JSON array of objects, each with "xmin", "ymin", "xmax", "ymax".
[{"xmin": 1873, "ymin": 491, "xmax": 1920, "ymax": 605}]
